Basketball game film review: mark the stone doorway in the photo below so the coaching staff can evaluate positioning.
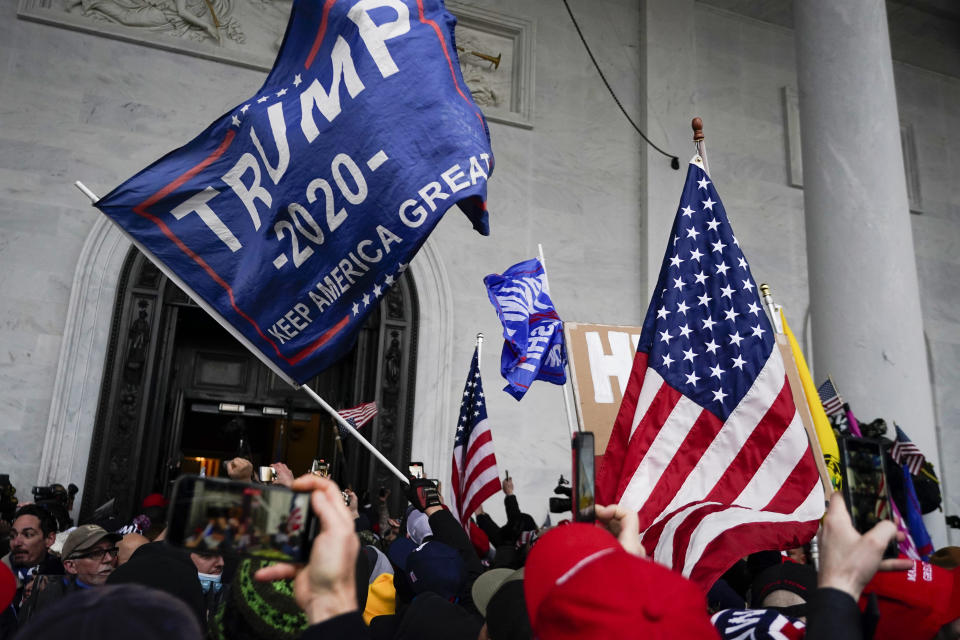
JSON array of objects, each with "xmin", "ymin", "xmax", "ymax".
[{"xmin": 79, "ymin": 248, "xmax": 418, "ymax": 522}]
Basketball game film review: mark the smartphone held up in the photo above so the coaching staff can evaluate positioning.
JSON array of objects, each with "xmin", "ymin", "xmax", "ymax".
[
  {"xmin": 838, "ymin": 436, "xmax": 899, "ymax": 559},
  {"xmin": 166, "ymin": 475, "xmax": 318, "ymax": 563},
  {"xmin": 572, "ymin": 431, "xmax": 596, "ymax": 523}
]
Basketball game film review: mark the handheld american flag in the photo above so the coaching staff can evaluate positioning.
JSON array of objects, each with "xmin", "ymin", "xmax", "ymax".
[
  {"xmin": 337, "ymin": 401, "xmax": 378, "ymax": 431},
  {"xmin": 892, "ymin": 424, "xmax": 926, "ymax": 476},
  {"xmin": 817, "ymin": 378, "xmax": 844, "ymax": 417},
  {"xmin": 450, "ymin": 347, "xmax": 501, "ymax": 527},
  {"xmin": 596, "ymin": 157, "xmax": 824, "ymax": 589}
]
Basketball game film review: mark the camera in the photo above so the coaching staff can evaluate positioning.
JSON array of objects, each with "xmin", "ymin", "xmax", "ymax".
[
  {"xmin": 549, "ymin": 475, "xmax": 572, "ymax": 514},
  {"xmin": 32, "ymin": 485, "xmax": 59, "ymax": 501},
  {"xmin": 31, "ymin": 483, "xmax": 79, "ymax": 530}
]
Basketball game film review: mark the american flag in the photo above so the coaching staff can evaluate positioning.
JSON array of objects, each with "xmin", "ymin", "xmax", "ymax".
[
  {"xmin": 450, "ymin": 347, "xmax": 501, "ymax": 527},
  {"xmin": 816, "ymin": 378, "xmax": 844, "ymax": 417},
  {"xmin": 596, "ymin": 158, "xmax": 824, "ymax": 590},
  {"xmin": 336, "ymin": 401, "xmax": 378, "ymax": 432},
  {"xmin": 892, "ymin": 424, "xmax": 926, "ymax": 476}
]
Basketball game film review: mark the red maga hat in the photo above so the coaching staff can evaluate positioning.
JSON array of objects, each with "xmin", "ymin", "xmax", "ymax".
[
  {"xmin": 141, "ymin": 493, "xmax": 168, "ymax": 509},
  {"xmin": 861, "ymin": 560, "xmax": 960, "ymax": 640},
  {"xmin": 524, "ymin": 523, "xmax": 719, "ymax": 640},
  {"xmin": 0, "ymin": 562, "xmax": 15, "ymax": 611}
]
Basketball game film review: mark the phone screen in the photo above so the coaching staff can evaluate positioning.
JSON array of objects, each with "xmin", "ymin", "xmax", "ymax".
[
  {"xmin": 166, "ymin": 475, "xmax": 316, "ymax": 563},
  {"xmin": 572, "ymin": 432, "xmax": 596, "ymax": 523},
  {"xmin": 839, "ymin": 437, "xmax": 897, "ymax": 558},
  {"xmin": 409, "ymin": 462, "xmax": 424, "ymax": 479}
]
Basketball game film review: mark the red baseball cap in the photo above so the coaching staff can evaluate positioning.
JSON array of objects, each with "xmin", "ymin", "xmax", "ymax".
[
  {"xmin": 467, "ymin": 519, "xmax": 490, "ymax": 559},
  {"xmin": 861, "ymin": 560, "xmax": 960, "ymax": 640},
  {"xmin": 0, "ymin": 562, "xmax": 15, "ymax": 611},
  {"xmin": 524, "ymin": 523, "xmax": 719, "ymax": 640},
  {"xmin": 141, "ymin": 493, "xmax": 168, "ymax": 509}
]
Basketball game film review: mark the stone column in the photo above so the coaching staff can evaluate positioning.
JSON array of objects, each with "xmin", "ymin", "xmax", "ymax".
[{"xmin": 794, "ymin": 1, "xmax": 945, "ymax": 545}]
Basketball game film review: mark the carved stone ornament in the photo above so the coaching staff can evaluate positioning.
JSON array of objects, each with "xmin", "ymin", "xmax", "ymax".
[{"xmin": 19, "ymin": 0, "xmax": 534, "ymax": 127}]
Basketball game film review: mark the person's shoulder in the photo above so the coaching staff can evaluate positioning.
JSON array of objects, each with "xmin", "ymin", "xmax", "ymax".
[
  {"xmin": 30, "ymin": 575, "xmax": 72, "ymax": 607},
  {"xmin": 39, "ymin": 552, "xmax": 63, "ymax": 575}
]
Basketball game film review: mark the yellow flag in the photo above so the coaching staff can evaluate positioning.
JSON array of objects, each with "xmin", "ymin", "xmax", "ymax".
[{"xmin": 780, "ymin": 309, "xmax": 843, "ymax": 492}]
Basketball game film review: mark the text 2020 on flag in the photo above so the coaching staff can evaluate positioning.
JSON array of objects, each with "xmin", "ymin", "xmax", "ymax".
[
  {"xmin": 95, "ymin": 0, "xmax": 493, "ymax": 385},
  {"xmin": 597, "ymin": 157, "xmax": 824, "ymax": 590}
]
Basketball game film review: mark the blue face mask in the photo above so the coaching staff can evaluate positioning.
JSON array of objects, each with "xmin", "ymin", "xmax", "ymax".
[{"xmin": 198, "ymin": 572, "xmax": 222, "ymax": 594}]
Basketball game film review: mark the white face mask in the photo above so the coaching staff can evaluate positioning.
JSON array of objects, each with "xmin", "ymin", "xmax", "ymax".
[{"xmin": 198, "ymin": 572, "xmax": 223, "ymax": 594}]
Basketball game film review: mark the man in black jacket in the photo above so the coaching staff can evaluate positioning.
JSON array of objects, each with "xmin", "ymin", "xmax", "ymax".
[{"xmin": 19, "ymin": 524, "xmax": 122, "ymax": 625}]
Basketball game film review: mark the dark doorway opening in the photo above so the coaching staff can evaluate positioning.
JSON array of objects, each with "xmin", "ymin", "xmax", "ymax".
[{"xmin": 81, "ymin": 250, "xmax": 419, "ymax": 523}]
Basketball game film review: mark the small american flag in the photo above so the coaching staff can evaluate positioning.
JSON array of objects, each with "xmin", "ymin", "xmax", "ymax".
[
  {"xmin": 597, "ymin": 157, "xmax": 824, "ymax": 590},
  {"xmin": 817, "ymin": 378, "xmax": 844, "ymax": 417},
  {"xmin": 892, "ymin": 424, "xmax": 926, "ymax": 476},
  {"xmin": 450, "ymin": 347, "xmax": 501, "ymax": 528},
  {"xmin": 336, "ymin": 401, "xmax": 378, "ymax": 431}
]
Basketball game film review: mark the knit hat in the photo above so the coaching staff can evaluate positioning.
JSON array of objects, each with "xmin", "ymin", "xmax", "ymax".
[
  {"xmin": 861, "ymin": 560, "xmax": 960, "ymax": 640},
  {"xmin": 406, "ymin": 541, "xmax": 465, "ymax": 599},
  {"xmin": 711, "ymin": 608, "xmax": 806, "ymax": 640},
  {"xmin": 363, "ymin": 572, "xmax": 397, "ymax": 624},
  {"xmin": 525, "ymin": 523, "xmax": 719, "ymax": 640},
  {"xmin": 366, "ymin": 545, "xmax": 394, "ymax": 582},
  {"xmin": 211, "ymin": 557, "xmax": 308, "ymax": 640},
  {"xmin": 749, "ymin": 562, "xmax": 817, "ymax": 608},
  {"xmin": 406, "ymin": 510, "xmax": 433, "ymax": 546}
]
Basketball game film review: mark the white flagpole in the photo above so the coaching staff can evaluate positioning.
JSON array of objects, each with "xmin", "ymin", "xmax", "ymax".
[
  {"xmin": 74, "ymin": 181, "xmax": 409, "ymax": 485},
  {"xmin": 537, "ymin": 244, "xmax": 581, "ymax": 436},
  {"xmin": 300, "ymin": 386, "xmax": 408, "ymax": 484},
  {"xmin": 476, "ymin": 332, "xmax": 483, "ymax": 364},
  {"xmin": 74, "ymin": 182, "xmax": 300, "ymax": 388}
]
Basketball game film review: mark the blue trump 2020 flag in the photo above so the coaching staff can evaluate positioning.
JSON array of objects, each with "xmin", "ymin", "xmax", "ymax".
[
  {"xmin": 95, "ymin": 0, "xmax": 493, "ymax": 385},
  {"xmin": 484, "ymin": 258, "xmax": 567, "ymax": 400}
]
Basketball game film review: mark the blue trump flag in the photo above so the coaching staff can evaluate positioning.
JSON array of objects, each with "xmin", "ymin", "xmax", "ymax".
[
  {"xmin": 484, "ymin": 258, "xmax": 567, "ymax": 400},
  {"xmin": 95, "ymin": 0, "xmax": 493, "ymax": 385}
]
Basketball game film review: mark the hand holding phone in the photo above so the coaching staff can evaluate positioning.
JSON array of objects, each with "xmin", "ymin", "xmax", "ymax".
[
  {"xmin": 166, "ymin": 475, "xmax": 317, "ymax": 563},
  {"xmin": 818, "ymin": 493, "xmax": 913, "ymax": 601},
  {"xmin": 838, "ymin": 437, "xmax": 898, "ymax": 559},
  {"xmin": 254, "ymin": 474, "xmax": 361, "ymax": 625}
]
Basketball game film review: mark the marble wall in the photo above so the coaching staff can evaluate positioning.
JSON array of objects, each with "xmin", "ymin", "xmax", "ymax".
[
  {"xmin": 689, "ymin": 3, "xmax": 960, "ymax": 544},
  {"xmin": 0, "ymin": 0, "xmax": 646, "ymax": 526},
  {"xmin": 0, "ymin": 0, "xmax": 956, "ymax": 538}
]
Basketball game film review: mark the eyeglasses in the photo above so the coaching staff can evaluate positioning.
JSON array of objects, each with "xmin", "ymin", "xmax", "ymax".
[{"xmin": 71, "ymin": 547, "xmax": 119, "ymax": 562}]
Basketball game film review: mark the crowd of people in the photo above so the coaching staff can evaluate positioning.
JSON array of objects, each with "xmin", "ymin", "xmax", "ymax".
[{"xmin": 1, "ymin": 463, "xmax": 959, "ymax": 639}]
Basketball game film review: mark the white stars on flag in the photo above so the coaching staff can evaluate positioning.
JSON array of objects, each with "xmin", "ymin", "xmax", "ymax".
[
  {"xmin": 349, "ymin": 265, "xmax": 405, "ymax": 317},
  {"xmin": 639, "ymin": 164, "xmax": 773, "ymax": 413}
]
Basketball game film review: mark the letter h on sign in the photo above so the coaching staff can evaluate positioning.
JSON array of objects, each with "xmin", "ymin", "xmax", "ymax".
[{"xmin": 585, "ymin": 331, "xmax": 641, "ymax": 404}]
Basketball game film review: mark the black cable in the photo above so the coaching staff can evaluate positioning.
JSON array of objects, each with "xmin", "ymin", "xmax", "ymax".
[{"xmin": 562, "ymin": 0, "xmax": 680, "ymax": 170}]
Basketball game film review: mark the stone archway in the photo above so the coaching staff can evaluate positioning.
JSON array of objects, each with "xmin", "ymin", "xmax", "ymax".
[{"xmin": 39, "ymin": 215, "xmax": 455, "ymax": 521}]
